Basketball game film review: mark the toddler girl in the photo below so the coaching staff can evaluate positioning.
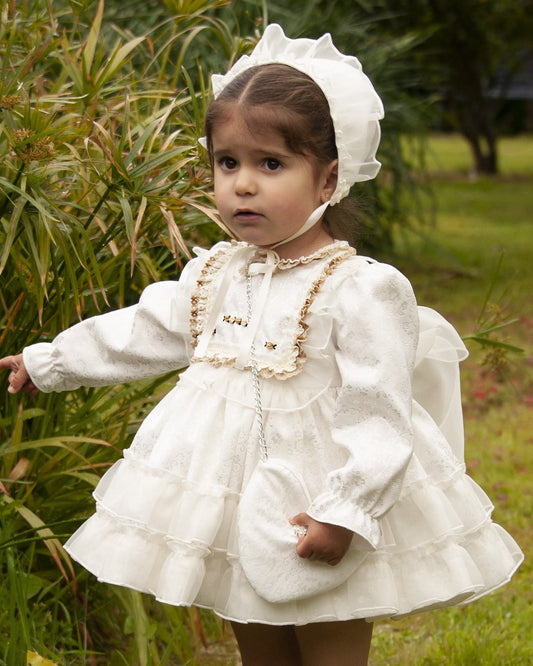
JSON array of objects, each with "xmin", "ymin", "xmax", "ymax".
[{"xmin": 0, "ymin": 24, "xmax": 522, "ymax": 666}]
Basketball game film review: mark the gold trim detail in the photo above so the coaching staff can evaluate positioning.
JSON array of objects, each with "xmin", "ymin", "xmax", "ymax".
[{"xmin": 189, "ymin": 242, "xmax": 356, "ymax": 378}]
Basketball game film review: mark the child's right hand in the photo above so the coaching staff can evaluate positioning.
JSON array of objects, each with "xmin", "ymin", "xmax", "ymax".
[
  {"xmin": 0, "ymin": 354, "xmax": 39, "ymax": 396},
  {"xmin": 290, "ymin": 513, "xmax": 353, "ymax": 566}
]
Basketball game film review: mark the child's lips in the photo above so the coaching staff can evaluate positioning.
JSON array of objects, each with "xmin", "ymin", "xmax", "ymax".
[{"xmin": 234, "ymin": 209, "xmax": 263, "ymax": 222}]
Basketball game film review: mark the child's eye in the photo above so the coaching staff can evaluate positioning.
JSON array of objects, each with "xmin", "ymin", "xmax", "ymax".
[
  {"xmin": 263, "ymin": 158, "xmax": 282, "ymax": 171},
  {"xmin": 218, "ymin": 156, "xmax": 237, "ymax": 170}
]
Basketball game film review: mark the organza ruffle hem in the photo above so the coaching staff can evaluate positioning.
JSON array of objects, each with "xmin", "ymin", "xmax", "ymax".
[{"xmin": 64, "ymin": 453, "xmax": 523, "ymax": 625}]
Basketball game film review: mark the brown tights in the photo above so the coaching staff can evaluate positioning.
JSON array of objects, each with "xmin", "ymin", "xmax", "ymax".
[{"xmin": 231, "ymin": 618, "xmax": 373, "ymax": 666}]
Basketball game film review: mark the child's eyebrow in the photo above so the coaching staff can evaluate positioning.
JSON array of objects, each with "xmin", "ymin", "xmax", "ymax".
[
  {"xmin": 212, "ymin": 147, "xmax": 292, "ymax": 160},
  {"xmin": 212, "ymin": 148, "xmax": 235, "ymax": 158}
]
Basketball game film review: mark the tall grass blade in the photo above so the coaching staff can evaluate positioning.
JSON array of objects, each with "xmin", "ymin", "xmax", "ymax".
[{"xmin": 82, "ymin": 0, "xmax": 105, "ymax": 76}]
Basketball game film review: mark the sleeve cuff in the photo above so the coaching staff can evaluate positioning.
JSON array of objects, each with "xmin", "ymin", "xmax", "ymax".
[
  {"xmin": 306, "ymin": 493, "xmax": 381, "ymax": 551},
  {"xmin": 23, "ymin": 342, "xmax": 79, "ymax": 393}
]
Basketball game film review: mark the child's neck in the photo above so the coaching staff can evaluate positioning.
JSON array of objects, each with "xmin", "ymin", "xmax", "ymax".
[{"xmin": 269, "ymin": 226, "xmax": 335, "ymax": 261}]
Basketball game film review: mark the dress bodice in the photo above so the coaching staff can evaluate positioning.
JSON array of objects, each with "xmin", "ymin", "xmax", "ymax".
[{"xmin": 189, "ymin": 240, "xmax": 358, "ymax": 378}]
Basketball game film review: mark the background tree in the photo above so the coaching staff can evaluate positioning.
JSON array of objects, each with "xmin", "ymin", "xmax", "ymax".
[{"xmin": 362, "ymin": 0, "xmax": 533, "ymax": 175}]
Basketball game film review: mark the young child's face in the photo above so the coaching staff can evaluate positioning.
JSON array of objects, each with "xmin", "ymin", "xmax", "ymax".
[{"xmin": 211, "ymin": 110, "xmax": 335, "ymax": 251}]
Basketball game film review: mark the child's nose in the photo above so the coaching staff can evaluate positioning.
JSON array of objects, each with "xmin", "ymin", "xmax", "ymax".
[{"xmin": 235, "ymin": 167, "xmax": 257, "ymax": 195}]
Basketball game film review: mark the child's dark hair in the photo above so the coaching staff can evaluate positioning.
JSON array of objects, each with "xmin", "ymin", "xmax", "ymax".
[{"xmin": 204, "ymin": 63, "xmax": 360, "ymax": 245}]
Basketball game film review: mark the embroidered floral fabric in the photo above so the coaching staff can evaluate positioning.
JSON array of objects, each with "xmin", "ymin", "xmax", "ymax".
[{"xmin": 22, "ymin": 241, "xmax": 523, "ymax": 624}]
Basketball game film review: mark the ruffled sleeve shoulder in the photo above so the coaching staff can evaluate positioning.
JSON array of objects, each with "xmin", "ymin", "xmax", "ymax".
[{"xmin": 413, "ymin": 305, "xmax": 469, "ymax": 462}]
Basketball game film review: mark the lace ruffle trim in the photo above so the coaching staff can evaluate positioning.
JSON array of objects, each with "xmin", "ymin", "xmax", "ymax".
[
  {"xmin": 260, "ymin": 239, "xmax": 351, "ymax": 270},
  {"xmin": 189, "ymin": 244, "xmax": 234, "ymax": 351}
]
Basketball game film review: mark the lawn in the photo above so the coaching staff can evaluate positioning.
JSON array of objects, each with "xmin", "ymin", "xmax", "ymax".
[
  {"xmin": 370, "ymin": 135, "xmax": 533, "ymax": 665},
  {"xmin": 199, "ymin": 134, "xmax": 533, "ymax": 665},
  {"xmin": 422, "ymin": 133, "xmax": 533, "ymax": 178}
]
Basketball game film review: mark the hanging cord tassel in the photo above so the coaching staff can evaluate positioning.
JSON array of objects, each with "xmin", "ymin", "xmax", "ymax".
[
  {"xmin": 246, "ymin": 273, "xmax": 269, "ymax": 463},
  {"xmin": 247, "ymin": 270, "xmax": 310, "ymax": 539}
]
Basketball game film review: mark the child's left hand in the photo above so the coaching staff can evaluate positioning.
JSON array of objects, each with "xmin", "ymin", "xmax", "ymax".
[{"xmin": 290, "ymin": 513, "xmax": 353, "ymax": 566}]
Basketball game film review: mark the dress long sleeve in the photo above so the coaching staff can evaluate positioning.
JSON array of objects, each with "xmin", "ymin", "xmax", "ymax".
[
  {"xmin": 306, "ymin": 260, "xmax": 419, "ymax": 549},
  {"xmin": 23, "ymin": 256, "xmax": 203, "ymax": 393}
]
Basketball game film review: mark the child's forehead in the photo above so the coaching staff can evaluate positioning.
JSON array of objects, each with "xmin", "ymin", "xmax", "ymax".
[{"xmin": 211, "ymin": 110, "xmax": 292, "ymax": 155}]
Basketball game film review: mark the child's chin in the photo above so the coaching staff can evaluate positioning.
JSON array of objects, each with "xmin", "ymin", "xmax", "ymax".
[{"xmin": 235, "ymin": 232, "xmax": 275, "ymax": 247}]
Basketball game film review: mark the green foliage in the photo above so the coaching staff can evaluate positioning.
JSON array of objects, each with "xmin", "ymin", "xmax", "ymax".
[
  {"xmin": 0, "ymin": 0, "xmax": 233, "ymax": 662},
  {"xmin": 0, "ymin": 0, "xmax": 230, "ymax": 328}
]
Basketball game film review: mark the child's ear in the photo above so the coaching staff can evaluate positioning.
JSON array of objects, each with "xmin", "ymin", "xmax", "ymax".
[{"xmin": 320, "ymin": 160, "xmax": 338, "ymax": 203}]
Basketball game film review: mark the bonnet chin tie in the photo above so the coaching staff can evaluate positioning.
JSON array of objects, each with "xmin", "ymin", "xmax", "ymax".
[{"xmin": 270, "ymin": 201, "xmax": 330, "ymax": 249}]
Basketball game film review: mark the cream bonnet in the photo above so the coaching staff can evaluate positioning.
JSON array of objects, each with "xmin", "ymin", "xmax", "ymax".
[{"xmin": 210, "ymin": 23, "xmax": 384, "ymax": 206}]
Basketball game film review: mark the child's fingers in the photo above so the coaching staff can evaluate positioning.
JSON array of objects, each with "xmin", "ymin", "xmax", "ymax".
[
  {"xmin": 0, "ymin": 355, "xmax": 17, "ymax": 371},
  {"xmin": 8, "ymin": 378, "xmax": 38, "ymax": 395},
  {"xmin": 289, "ymin": 512, "xmax": 309, "ymax": 529},
  {"xmin": 0, "ymin": 355, "xmax": 20, "ymax": 392},
  {"xmin": 290, "ymin": 514, "xmax": 353, "ymax": 564},
  {"xmin": 8, "ymin": 373, "xmax": 24, "ymax": 393},
  {"xmin": 0, "ymin": 354, "xmax": 35, "ymax": 395},
  {"xmin": 293, "ymin": 516, "xmax": 353, "ymax": 565},
  {"xmin": 289, "ymin": 512, "xmax": 310, "ymax": 542},
  {"xmin": 9, "ymin": 367, "xmax": 29, "ymax": 394},
  {"xmin": 16, "ymin": 376, "xmax": 39, "ymax": 396},
  {"xmin": 289, "ymin": 512, "xmax": 308, "ymax": 524},
  {"xmin": 16, "ymin": 376, "xmax": 38, "ymax": 396}
]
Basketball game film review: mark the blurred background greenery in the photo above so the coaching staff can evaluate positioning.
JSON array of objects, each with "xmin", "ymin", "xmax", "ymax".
[{"xmin": 1, "ymin": 1, "xmax": 531, "ymax": 663}]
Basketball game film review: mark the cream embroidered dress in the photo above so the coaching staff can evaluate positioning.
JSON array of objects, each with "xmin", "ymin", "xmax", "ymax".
[{"xmin": 23, "ymin": 240, "xmax": 523, "ymax": 624}]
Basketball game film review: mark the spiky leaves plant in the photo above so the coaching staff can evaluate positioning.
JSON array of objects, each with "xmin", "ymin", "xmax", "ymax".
[{"xmin": 0, "ymin": 0, "xmax": 234, "ymax": 663}]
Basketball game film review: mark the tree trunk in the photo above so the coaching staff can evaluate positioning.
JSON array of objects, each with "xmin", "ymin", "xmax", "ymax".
[
  {"xmin": 464, "ymin": 129, "xmax": 499, "ymax": 175},
  {"xmin": 448, "ymin": 87, "xmax": 500, "ymax": 175},
  {"xmin": 430, "ymin": 0, "xmax": 501, "ymax": 175}
]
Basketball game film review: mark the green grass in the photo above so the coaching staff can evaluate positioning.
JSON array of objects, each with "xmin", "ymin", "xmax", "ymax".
[
  {"xmin": 422, "ymin": 133, "xmax": 533, "ymax": 177},
  {"xmin": 370, "ymin": 135, "xmax": 533, "ymax": 665},
  {"xmin": 395, "ymin": 176, "xmax": 532, "ymax": 341}
]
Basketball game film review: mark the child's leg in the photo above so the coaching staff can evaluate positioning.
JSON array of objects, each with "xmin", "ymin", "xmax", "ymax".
[
  {"xmin": 231, "ymin": 621, "xmax": 302, "ymax": 666},
  {"xmin": 295, "ymin": 619, "xmax": 373, "ymax": 666}
]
